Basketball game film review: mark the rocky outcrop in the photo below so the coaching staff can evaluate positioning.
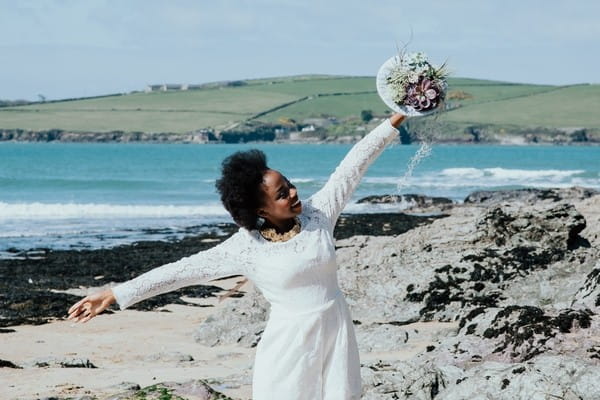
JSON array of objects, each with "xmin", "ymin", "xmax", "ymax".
[
  {"xmin": 575, "ymin": 261, "xmax": 600, "ymax": 310},
  {"xmin": 357, "ymin": 194, "xmax": 454, "ymax": 213},
  {"xmin": 108, "ymin": 379, "xmax": 235, "ymax": 400},
  {"xmin": 0, "ymin": 129, "xmax": 215, "ymax": 143},
  {"xmin": 464, "ymin": 186, "xmax": 598, "ymax": 205},
  {"xmin": 193, "ymin": 188, "xmax": 600, "ymax": 398},
  {"xmin": 361, "ymin": 355, "xmax": 600, "ymax": 399},
  {"xmin": 20, "ymin": 357, "xmax": 98, "ymax": 369},
  {"xmin": 334, "ymin": 212, "xmax": 448, "ymax": 240}
]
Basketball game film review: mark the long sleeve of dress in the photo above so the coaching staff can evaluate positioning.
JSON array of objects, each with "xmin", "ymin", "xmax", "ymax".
[
  {"xmin": 111, "ymin": 230, "xmax": 251, "ymax": 310},
  {"xmin": 309, "ymin": 118, "xmax": 399, "ymax": 229}
]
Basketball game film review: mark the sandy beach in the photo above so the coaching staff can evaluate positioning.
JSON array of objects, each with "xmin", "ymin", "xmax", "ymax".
[{"xmin": 2, "ymin": 277, "xmax": 256, "ymax": 399}]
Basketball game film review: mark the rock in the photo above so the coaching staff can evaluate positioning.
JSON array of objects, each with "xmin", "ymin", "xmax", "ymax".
[
  {"xmin": 39, "ymin": 396, "xmax": 95, "ymax": 400},
  {"xmin": 448, "ymin": 306, "xmax": 597, "ymax": 363},
  {"xmin": 355, "ymin": 321, "xmax": 457, "ymax": 353},
  {"xmin": 435, "ymin": 356, "xmax": 600, "ymax": 400},
  {"xmin": 575, "ymin": 194, "xmax": 600, "ymax": 248},
  {"xmin": 464, "ymin": 187, "xmax": 598, "ymax": 205},
  {"xmin": 104, "ymin": 381, "xmax": 141, "ymax": 394},
  {"xmin": 356, "ymin": 194, "xmax": 454, "ymax": 211},
  {"xmin": 474, "ymin": 202, "xmax": 586, "ymax": 249},
  {"xmin": 106, "ymin": 379, "xmax": 234, "ymax": 400},
  {"xmin": 194, "ymin": 288, "xmax": 268, "ymax": 348},
  {"xmin": 144, "ymin": 351, "xmax": 194, "ymax": 362},
  {"xmin": 0, "ymin": 358, "xmax": 22, "ymax": 368},
  {"xmin": 334, "ymin": 213, "xmax": 447, "ymax": 240},
  {"xmin": 22, "ymin": 357, "xmax": 97, "ymax": 369},
  {"xmin": 361, "ymin": 359, "xmax": 463, "ymax": 399},
  {"xmin": 361, "ymin": 355, "xmax": 600, "ymax": 399},
  {"xmin": 574, "ymin": 261, "xmax": 600, "ymax": 310}
]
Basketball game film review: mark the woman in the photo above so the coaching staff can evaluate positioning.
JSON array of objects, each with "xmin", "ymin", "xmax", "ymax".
[{"xmin": 68, "ymin": 113, "xmax": 406, "ymax": 399}]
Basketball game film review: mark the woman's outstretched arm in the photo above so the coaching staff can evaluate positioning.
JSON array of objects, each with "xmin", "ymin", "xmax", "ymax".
[
  {"xmin": 309, "ymin": 113, "xmax": 406, "ymax": 228},
  {"xmin": 67, "ymin": 230, "xmax": 252, "ymax": 322}
]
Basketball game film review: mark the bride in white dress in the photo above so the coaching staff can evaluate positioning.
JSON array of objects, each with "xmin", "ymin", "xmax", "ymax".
[{"xmin": 68, "ymin": 113, "xmax": 406, "ymax": 400}]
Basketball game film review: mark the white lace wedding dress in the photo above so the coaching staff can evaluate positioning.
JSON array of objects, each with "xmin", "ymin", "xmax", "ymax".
[{"xmin": 111, "ymin": 118, "xmax": 400, "ymax": 400}]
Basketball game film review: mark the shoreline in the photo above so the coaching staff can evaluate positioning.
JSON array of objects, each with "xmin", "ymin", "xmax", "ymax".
[
  {"xmin": 1, "ymin": 129, "xmax": 599, "ymax": 145},
  {"xmin": 0, "ymin": 211, "xmax": 447, "ymax": 328}
]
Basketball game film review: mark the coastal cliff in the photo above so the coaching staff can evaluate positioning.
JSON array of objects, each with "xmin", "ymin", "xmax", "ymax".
[{"xmin": 1, "ymin": 122, "xmax": 598, "ymax": 144}]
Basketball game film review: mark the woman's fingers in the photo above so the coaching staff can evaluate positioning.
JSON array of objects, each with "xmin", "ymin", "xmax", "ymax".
[
  {"xmin": 70, "ymin": 309, "xmax": 91, "ymax": 323},
  {"xmin": 68, "ymin": 297, "xmax": 88, "ymax": 314},
  {"xmin": 80, "ymin": 312, "xmax": 94, "ymax": 323},
  {"xmin": 68, "ymin": 290, "xmax": 114, "ymax": 323},
  {"xmin": 67, "ymin": 297, "xmax": 93, "ymax": 322},
  {"xmin": 67, "ymin": 305, "xmax": 83, "ymax": 320}
]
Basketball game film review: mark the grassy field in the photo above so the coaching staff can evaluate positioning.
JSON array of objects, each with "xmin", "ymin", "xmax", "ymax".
[
  {"xmin": 440, "ymin": 84, "xmax": 600, "ymax": 128},
  {"xmin": 1, "ymin": 75, "xmax": 599, "ymax": 134}
]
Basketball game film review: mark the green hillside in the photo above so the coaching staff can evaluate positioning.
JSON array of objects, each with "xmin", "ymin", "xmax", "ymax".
[
  {"xmin": 1, "ymin": 75, "xmax": 599, "ymax": 139},
  {"xmin": 440, "ymin": 84, "xmax": 600, "ymax": 128}
]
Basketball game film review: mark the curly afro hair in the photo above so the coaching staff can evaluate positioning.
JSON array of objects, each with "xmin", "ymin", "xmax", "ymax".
[{"xmin": 216, "ymin": 149, "xmax": 268, "ymax": 230}]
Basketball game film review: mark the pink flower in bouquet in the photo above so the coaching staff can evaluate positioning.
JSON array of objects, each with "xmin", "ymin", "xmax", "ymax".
[{"xmin": 405, "ymin": 77, "xmax": 443, "ymax": 111}]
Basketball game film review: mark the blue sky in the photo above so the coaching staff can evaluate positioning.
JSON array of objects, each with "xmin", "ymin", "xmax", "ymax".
[{"xmin": 2, "ymin": 0, "xmax": 599, "ymax": 100}]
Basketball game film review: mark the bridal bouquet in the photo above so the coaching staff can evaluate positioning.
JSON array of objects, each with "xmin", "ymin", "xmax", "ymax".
[{"xmin": 376, "ymin": 51, "xmax": 448, "ymax": 116}]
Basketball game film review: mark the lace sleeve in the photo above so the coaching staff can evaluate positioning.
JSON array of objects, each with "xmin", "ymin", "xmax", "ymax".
[
  {"xmin": 309, "ymin": 118, "xmax": 399, "ymax": 228},
  {"xmin": 110, "ymin": 230, "xmax": 252, "ymax": 310}
]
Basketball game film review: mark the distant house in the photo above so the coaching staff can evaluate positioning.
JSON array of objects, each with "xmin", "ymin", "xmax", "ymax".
[
  {"xmin": 301, "ymin": 118, "xmax": 334, "ymax": 128},
  {"xmin": 301, "ymin": 124, "xmax": 316, "ymax": 132},
  {"xmin": 145, "ymin": 84, "xmax": 163, "ymax": 93},
  {"xmin": 144, "ymin": 84, "xmax": 188, "ymax": 92},
  {"xmin": 164, "ymin": 84, "xmax": 186, "ymax": 91}
]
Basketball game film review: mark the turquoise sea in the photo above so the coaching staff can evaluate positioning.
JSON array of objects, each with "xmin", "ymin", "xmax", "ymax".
[{"xmin": 0, "ymin": 142, "xmax": 598, "ymax": 256}]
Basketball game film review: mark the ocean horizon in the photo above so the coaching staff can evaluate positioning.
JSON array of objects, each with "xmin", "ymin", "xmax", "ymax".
[{"xmin": 1, "ymin": 142, "xmax": 598, "ymax": 257}]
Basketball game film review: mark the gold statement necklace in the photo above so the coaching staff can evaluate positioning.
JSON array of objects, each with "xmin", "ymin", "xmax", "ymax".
[{"xmin": 260, "ymin": 217, "xmax": 301, "ymax": 242}]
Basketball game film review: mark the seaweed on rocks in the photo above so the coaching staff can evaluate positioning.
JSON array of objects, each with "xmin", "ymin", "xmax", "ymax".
[
  {"xmin": 479, "ymin": 306, "xmax": 594, "ymax": 361},
  {"xmin": 334, "ymin": 212, "xmax": 447, "ymax": 240},
  {"xmin": 458, "ymin": 307, "xmax": 486, "ymax": 329},
  {"xmin": 404, "ymin": 263, "xmax": 504, "ymax": 320},
  {"xmin": 475, "ymin": 203, "xmax": 586, "ymax": 251},
  {"xmin": 576, "ymin": 265, "xmax": 600, "ymax": 308},
  {"xmin": 104, "ymin": 379, "xmax": 234, "ymax": 400},
  {"xmin": 0, "ymin": 227, "xmax": 239, "ymax": 328},
  {"xmin": 401, "ymin": 202, "xmax": 591, "ymax": 324}
]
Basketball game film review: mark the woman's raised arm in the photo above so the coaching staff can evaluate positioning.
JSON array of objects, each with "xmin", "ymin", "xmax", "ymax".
[
  {"xmin": 67, "ymin": 230, "xmax": 252, "ymax": 322},
  {"xmin": 309, "ymin": 114, "xmax": 405, "ymax": 229}
]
